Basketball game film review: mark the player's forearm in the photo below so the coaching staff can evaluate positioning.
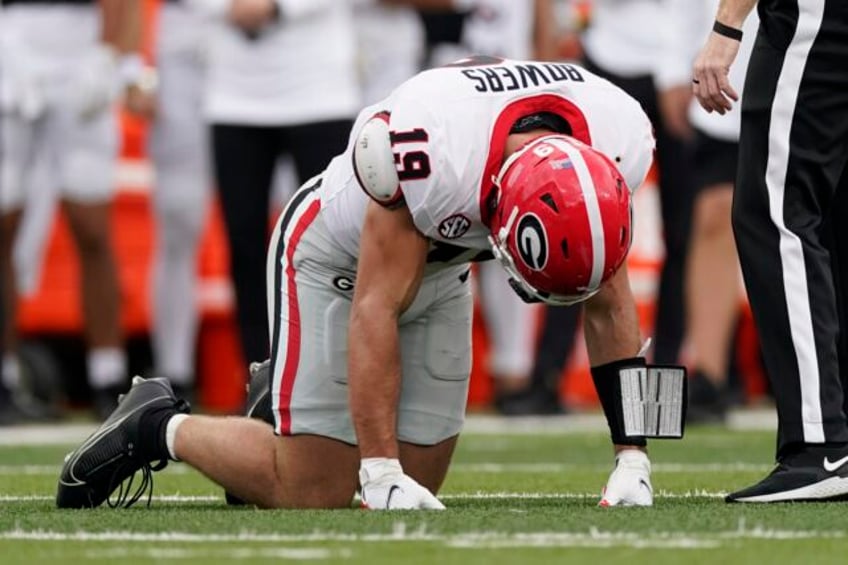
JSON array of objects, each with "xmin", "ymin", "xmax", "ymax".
[
  {"xmin": 716, "ymin": 0, "xmax": 758, "ymax": 29},
  {"xmin": 348, "ymin": 303, "xmax": 402, "ymax": 459},
  {"xmin": 583, "ymin": 267, "xmax": 642, "ymax": 366}
]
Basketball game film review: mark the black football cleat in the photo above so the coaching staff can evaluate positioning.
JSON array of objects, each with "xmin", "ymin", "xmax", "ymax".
[
  {"xmin": 56, "ymin": 376, "xmax": 190, "ymax": 509},
  {"xmin": 726, "ymin": 444, "xmax": 848, "ymax": 503},
  {"xmin": 225, "ymin": 360, "xmax": 273, "ymax": 506}
]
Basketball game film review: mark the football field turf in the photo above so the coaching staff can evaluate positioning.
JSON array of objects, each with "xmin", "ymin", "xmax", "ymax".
[{"xmin": 1, "ymin": 412, "xmax": 846, "ymax": 564}]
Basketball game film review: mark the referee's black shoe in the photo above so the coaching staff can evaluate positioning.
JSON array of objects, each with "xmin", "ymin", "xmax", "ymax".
[
  {"xmin": 225, "ymin": 359, "xmax": 274, "ymax": 506},
  {"xmin": 726, "ymin": 444, "xmax": 848, "ymax": 503},
  {"xmin": 56, "ymin": 376, "xmax": 190, "ymax": 509}
]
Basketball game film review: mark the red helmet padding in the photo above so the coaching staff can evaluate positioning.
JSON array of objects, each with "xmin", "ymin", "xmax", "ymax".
[{"xmin": 490, "ymin": 135, "xmax": 631, "ymax": 299}]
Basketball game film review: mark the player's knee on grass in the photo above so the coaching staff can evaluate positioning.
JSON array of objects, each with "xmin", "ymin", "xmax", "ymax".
[{"xmin": 273, "ymin": 434, "xmax": 360, "ymax": 509}]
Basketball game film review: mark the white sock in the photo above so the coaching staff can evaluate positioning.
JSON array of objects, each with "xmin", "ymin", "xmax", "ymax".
[
  {"xmin": 2, "ymin": 353, "xmax": 20, "ymax": 389},
  {"xmin": 87, "ymin": 348, "xmax": 127, "ymax": 389},
  {"xmin": 165, "ymin": 413, "xmax": 189, "ymax": 461}
]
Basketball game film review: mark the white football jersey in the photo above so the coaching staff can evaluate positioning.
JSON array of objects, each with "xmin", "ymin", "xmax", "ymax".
[{"xmin": 319, "ymin": 57, "xmax": 654, "ymax": 268}]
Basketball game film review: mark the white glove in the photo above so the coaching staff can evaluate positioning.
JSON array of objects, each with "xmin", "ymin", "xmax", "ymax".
[
  {"xmin": 72, "ymin": 43, "xmax": 120, "ymax": 121},
  {"xmin": 599, "ymin": 449, "xmax": 653, "ymax": 507},
  {"xmin": 359, "ymin": 458, "xmax": 445, "ymax": 510}
]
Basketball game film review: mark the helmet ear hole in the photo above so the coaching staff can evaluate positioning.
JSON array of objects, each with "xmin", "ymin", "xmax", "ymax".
[
  {"xmin": 560, "ymin": 238, "xmax": 569, "ymax": 259},
  {"xmin": 540, "ymin": 193, "xmax": 558, "ymax": 212},
  {"xmin": 619, "ymin": 227, "xmax": 628, "ymax": 247}
]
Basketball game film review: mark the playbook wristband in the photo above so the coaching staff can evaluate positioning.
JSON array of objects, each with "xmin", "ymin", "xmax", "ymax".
[{"xmin": 713, "ymin": 20, "xmax": 743, "ymax": 41}]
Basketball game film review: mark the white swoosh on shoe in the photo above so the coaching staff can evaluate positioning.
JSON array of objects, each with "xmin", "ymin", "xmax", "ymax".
[{"xmin": 823, "ymin": 454, "xmax": 848, "ymax": 472}]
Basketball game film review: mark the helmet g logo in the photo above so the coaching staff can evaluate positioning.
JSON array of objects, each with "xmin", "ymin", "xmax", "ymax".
[{"xmin": 515, "ymin": 213, "xmax": 548, "ymax": 271}]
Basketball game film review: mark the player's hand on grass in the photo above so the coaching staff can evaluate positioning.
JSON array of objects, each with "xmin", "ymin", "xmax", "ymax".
[
  {"xmin": 359, "ymin": 458, "xmax": 445, "ymax": 510},
  {"xmin": 599, "ymin": 449, "xmax": 653, "ymax": 507}
]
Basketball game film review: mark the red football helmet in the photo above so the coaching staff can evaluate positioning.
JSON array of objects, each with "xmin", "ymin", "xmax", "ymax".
[{"xmin": 488, "ymin": 135, "xmax": 632, "ymax": 305}]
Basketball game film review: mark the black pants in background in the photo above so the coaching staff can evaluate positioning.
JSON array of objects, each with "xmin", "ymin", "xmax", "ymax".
[
  {"xmin": 583, "ymin": 56, "xmax": 696, "ymax": 365},
  {"xmin": 734, "ymin": 1, "xmax": 848, "ymax": 456},
  {"xmin": 212, "ymin": 119, "xmax": 353, "ymax": 365}
]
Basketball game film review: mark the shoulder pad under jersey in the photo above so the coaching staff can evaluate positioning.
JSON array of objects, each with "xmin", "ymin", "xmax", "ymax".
[{"xmin": 352, "ymin": 112, "xmax": 404, "ymax": 208}]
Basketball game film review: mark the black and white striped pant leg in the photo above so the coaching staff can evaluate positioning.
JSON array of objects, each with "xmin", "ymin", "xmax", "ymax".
[{"xmin": 733, "ymin": 0, "xmax": 848, "ymax": 455}]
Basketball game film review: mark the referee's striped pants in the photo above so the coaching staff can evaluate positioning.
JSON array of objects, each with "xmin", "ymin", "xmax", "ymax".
[{"xmin": 734, "ymin": 0, "xmax": 848, "ymax": 456}]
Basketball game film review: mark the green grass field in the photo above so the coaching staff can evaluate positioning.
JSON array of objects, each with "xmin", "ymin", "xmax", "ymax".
[{"xmin": 1, "ymin": 413, "xmax": 846, "ymax": 564}]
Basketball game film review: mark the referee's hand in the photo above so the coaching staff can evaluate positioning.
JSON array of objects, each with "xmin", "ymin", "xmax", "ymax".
[{"xmin": 692, "ymin": 32, "xmax": 741, "ymax": 115}]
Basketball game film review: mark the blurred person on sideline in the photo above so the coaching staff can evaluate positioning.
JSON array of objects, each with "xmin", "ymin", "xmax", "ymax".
[
  {"xmin": 0, "ymin": 0, "xmax": 139, "ymax": 419},
  {"xmin": 123, "ymin": 0, "xmax": 210, "ymax": 404},
  {"xmin": 581, "ymin": 0, "xmax": 696, "ymax": 367},
  {"xmin": 0, "ymin": 22, "xmax": 11, "ymax": 423},
  {"xmin": 184, "ymin": 0, "xmax": 359, "ymax": 367},
  {"xmin": 352, "ymin": 0, "xmax": 425, "ymax": 106},
  {"xmin": 661, "ymin": 0, "xmax": 758, "ymax": 424},
  {"xmin": 58, "ymin": 56, "xmax": 692, "ymax": 511}
]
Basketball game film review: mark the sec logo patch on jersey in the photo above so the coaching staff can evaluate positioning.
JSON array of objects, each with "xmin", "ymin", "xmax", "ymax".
[
  {"xmin": 438, "ymin": 214, "xmax": 471, "ymax": 239},
  {"xmin": 515, "ymin": 213, "xmax": 548, "ymax": 271}
]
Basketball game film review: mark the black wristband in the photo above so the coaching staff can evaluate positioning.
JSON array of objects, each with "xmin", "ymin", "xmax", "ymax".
[
  {"xmin": 713, "ymin": 20, "xmax": 743, "ymax": 41},
  {"xmin": 590, "ymin": 357, "xmax": 648, "ymax": 447}
]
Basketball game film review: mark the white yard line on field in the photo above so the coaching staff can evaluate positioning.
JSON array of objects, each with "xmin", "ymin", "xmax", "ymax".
[
  {"xmin": 0, "ymin": 410, "xmax": 778, "ymax": 446},
  {"xmin": 0, "ymin": 462, "xmax": 773, "ymax": 476},
  {"xmin": 440, "ymin": 490, "xmax": 728, "ymax": 500},
  {"xmin": 0, "ymin": 464, "xmax": 192, "ymax": 475},
  {"xmin": 0, "ymin": 494, "xmax": 220, "ymax": 502},
  {"xmin": 82, "ymin": 546, "xmax": 351, "ymax": 560},
  {"xmin": 0, "ymin": 465, "xmax": 56, "ymax": 475},
  {"xmin": 0, "ymin": 424, "xmax": 97, "ymax": 446},
  {"xmin": 0, "ymin": 520, "xmax": 843, "ymax": 550},
  {"xmin": 0, "ymin": 491, "xmax": 726, "ymax": 503},
  {"xmin": 451, "ymin": 462, "xmax": 773, "ymax": 473}
]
